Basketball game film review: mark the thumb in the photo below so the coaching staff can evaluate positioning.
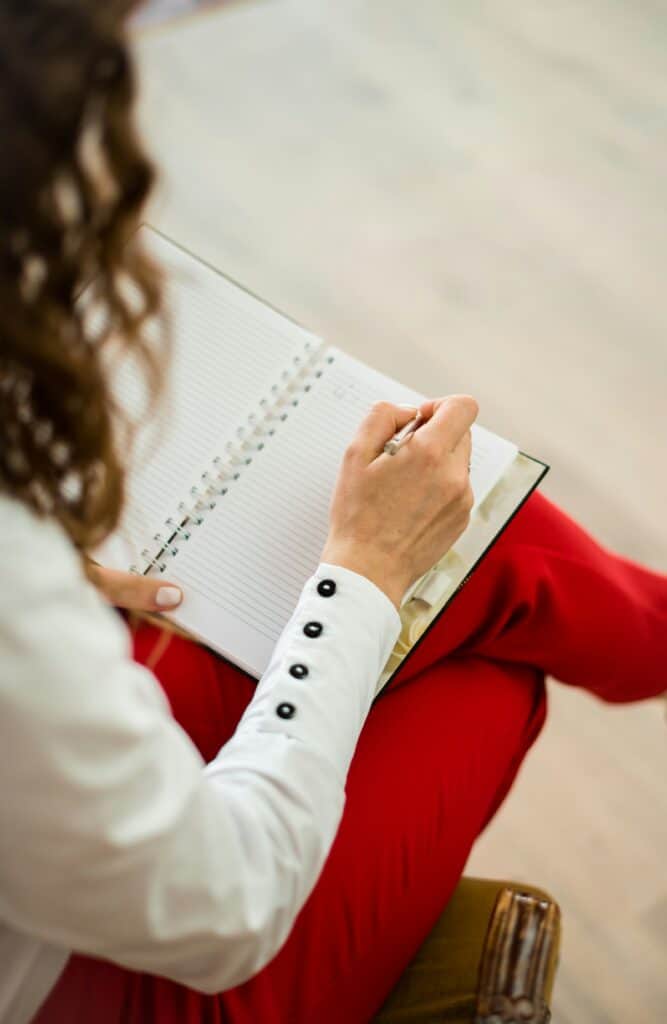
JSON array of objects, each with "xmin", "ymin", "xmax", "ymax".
[
  {"xmin": 87, "ymin": 564, "xmax": 184, "ymax": 613},
  {"xmin": 352, "ymin": 401, "xmax": 420, "ymax": 463}
]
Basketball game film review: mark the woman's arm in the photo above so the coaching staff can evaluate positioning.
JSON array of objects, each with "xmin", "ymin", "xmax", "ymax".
[
  {"xmin": 0, "ymin": 396, "xmax": 477, "ymax": 993},
  {"xmin": 0, "ymin": 502, "xmax": 400, "ymax": 993}
]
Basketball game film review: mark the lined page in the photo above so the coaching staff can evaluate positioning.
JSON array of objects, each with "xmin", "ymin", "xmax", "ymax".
[
  {"xmin": 97, "ymin": 227, "xmax": 319, "ymax": 569},
  {"xmin": 168, "ymin": 347, "xmax": 518, "ymax": 676}
]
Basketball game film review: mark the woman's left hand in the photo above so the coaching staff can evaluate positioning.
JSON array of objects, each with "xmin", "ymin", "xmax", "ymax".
[{"xmin": 87, "ymin": 563, "xmax": 184, "ymax": 613}]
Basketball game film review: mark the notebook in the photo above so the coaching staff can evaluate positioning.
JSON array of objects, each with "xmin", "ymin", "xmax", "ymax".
[{"xmin": 97, "ymin": 226, "xmax": 549, "ymax": 689}]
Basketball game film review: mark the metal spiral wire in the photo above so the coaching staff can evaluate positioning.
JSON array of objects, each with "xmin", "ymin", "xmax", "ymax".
[{"xmin": 131, "ymin": 341, "xmax": 333, "ymax": 575}]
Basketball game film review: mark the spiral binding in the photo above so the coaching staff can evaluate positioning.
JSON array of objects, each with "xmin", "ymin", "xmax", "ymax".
[{"xmin": 131, "ymin": 341, "xmax": 335, "ymax": 575}]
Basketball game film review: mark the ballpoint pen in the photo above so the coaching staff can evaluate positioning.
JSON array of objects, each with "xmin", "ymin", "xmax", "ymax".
[{"xmin": 383, "ymin": 411, "xmax": 424, "ymax": 456}]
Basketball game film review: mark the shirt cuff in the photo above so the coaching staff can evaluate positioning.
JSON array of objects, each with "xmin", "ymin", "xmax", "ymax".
[{"xmin": 227, "ymin": 562, "xmax": 402, "ymax": 781}]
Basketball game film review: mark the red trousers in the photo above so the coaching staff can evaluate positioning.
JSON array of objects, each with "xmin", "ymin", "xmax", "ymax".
[{"xmin": 34, "ymin": 493, "xmax": 667, "ymax": 1023}]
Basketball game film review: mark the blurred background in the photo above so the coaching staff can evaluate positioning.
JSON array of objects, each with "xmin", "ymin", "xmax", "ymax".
[
  {"xmin": 134, "ymin": 0, "xmax": 221, "ymax": 26},
  {"xmin": 136, "ymin": 1, "xmax": 667, "ymax": 1020}
]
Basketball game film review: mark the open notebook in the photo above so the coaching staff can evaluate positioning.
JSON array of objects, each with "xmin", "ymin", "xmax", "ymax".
[{"xmin": 98, "ymin": 226, "xmax": 548, "ymax": 689}]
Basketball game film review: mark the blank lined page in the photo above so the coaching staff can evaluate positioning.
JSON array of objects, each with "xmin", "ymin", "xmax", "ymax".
[
  {"xmin": 97, "ymin": 227, "xmax": 319, "ymax": 569},
  {"xmin": 167, "ymin": 347, "xmax": 518, "ymax": 676}
]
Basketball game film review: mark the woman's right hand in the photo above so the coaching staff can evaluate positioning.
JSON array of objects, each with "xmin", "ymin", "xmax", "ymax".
[{"xmin": 320, "ymin": 395, "xmax": 479, "ymax": 610}]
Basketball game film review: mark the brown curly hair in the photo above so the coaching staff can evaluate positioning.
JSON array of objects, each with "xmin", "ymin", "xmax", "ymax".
[{"xmin": 0, "ymin": 0, "xmax": 165, "ymax": 550}]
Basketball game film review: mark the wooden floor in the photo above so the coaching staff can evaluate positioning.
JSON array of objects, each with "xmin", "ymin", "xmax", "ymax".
[{"xmin": 136, "ymin": 3, "xmax": 667, "ymax": 1020}]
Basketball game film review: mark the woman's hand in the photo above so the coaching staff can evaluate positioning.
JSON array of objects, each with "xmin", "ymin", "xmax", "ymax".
[
  {"xmin": 87, "ymin": 563, "xmax": 184, "ymax": 613},
  {"xmin": 320, "ymin": 395, "xmax": 478, "ymax": 610}
]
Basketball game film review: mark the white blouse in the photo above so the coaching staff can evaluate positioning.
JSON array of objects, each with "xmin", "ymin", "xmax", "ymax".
[{"xmin": 0, "ymin": 495, "xmax": 401, "ymax": 1024}]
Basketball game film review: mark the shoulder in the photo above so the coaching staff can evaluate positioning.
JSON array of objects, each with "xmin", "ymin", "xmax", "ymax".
[
  {"xmin": 0, "ymin": 492, "xmax": 133, "ymax": 667},
  {"xmin": 0, "ymin": 493, "xmax": 83, "ymax": 592},
  {"xmin": 0, "ymin": 492, "xmax": 102, "ymax": 633},
  {"xmin": 0, "ymin": 493, "xmax": 169, "ymax": 734}
]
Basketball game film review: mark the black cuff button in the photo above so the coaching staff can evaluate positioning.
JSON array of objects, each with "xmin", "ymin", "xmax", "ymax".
[
  {"xmin": 276, "ymin": 702, "xmax": 296, "ymax": 719},
  {"xmin": 289, "ymin": 663, "xmax": 309, "ymax": 679},
  {"xmin": 317, "ymin": 579, "xmax": 337, "ymax": 597},
  {"xmin": 303, "ymin": 621, "xmax": 323, "ymax": 638}
]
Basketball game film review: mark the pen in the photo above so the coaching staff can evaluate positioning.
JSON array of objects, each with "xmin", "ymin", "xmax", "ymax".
[{"xmin": 383, "ymin": 411, "xmax": 424, "ymax": 456}]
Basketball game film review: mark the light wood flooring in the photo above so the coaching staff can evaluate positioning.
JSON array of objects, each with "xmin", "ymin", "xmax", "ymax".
[{"xmin": 136, "ymin": 3, "xmax": 667, "ymax": 1019}]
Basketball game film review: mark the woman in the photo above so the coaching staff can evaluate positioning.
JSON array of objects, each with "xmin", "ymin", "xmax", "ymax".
[{"xmin": 1, "ymin": 4, "xmax": 665, "ymax": 1023}]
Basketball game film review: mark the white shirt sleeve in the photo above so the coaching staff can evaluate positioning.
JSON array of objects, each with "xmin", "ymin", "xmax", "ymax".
[{"xmin": 0, "ymin": 503, "xmax": 401, "ymax": 994}]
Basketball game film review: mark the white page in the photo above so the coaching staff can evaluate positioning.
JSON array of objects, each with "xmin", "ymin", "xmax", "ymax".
[
  {"xmin": 166, "ymin": 347, "xmax": 518, "ymax": 676},
  {"xmin": 97, "ymin": 227, "xmax": 319, "ymax": 569}
]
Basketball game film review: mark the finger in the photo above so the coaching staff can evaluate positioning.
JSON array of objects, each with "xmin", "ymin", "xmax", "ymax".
[
  {"xmin": 438, "ymin": 428, "xmax": 472, "ymax": 487},
  {"xmin": 417, "ymin": 397, "xmax": 440, "ymax": 420},
  {"xmin": 88, "ymin": 565, "xmax": 183, "ymax": 612},
  {"xmin": 438, "ymin": 429, "xmax": 474, "ymax": 517},
  {"xmin": 348, "ymin": 400, "xmax": 421, "ymax": 464},
  {"xmin": 453, "ymin": 428, "xmax": 472, "ymax": 472},
  {"xmin": 413, "ymin": 394, "xmax": 478, "ymax": 453},
  {"xmin": 418, "ymin": 395, "xmax": 477, "ymax": 428}
]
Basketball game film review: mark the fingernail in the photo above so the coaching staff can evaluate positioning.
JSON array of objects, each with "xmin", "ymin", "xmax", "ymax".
[
  {"xmin": 397, "ymin": 403, "xmax": 418, "ymax": 411},
  {"xmin": 156, "ymin": 586, "xmax": 182, "ymax": 608}
]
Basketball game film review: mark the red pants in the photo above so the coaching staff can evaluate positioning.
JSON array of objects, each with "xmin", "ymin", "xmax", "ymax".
[{"xmin": 34, "ymin": 493, "xmax": 667, "ymax": 1023}]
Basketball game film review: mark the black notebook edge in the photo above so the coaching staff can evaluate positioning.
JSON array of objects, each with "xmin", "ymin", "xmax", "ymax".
[
  {"xmin": 196, "ymin": 454, "xmax": 550, "ymax": 688},
  {"xmin": 139, "ymin": 223, "xmax": 321, "ymax": 342}
]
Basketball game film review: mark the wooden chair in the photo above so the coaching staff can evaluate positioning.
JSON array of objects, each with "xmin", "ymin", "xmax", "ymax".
[{"xmin": 374, "ymin": 877, "xmax": 561, "ymax": 1023}]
